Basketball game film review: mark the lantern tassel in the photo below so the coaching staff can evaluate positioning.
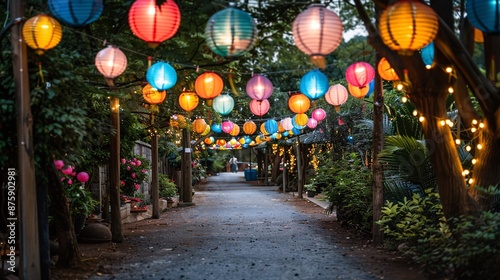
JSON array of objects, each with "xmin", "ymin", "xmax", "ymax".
[
  {"xmin": 228, "ymin": 70, "xmax": 239, "ymax": 96},
  {"xmin": 38, "ymin": 62, "xmax": 45, "ymax": 83},
  {"xmin": 334, "ymin": 106, "xmax": 340, "ymax": 112},
  {"xmin": 310, "ymin": 55, "xmax": 326, "ymax": 69}
]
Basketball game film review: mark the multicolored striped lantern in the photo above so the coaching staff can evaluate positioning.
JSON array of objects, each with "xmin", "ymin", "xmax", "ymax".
[
  {"xmin": 249, "ymin": 99, "xmax": 270, "ymax": 116},
  {"xmin": 48, "ymin": 0, "xmax": 103, "ymax": 27},
  {"xmin": 146, "ymin": 61, "xmax": 177, "ymax": 90},
  {"xmin": 379, "ymin": 0, "xmax": 438, "ymax": 55},
  {"xmin": 128, "ymin": 0, "xmax": 181, "ymax": 47},
  {"xmin": 299, "ymin": 69, "xmax": 329, "ymax": 100},
  {"xmin": 205, "ymin": 6, "xmax": 257, "ymax": 58},
  {"xmin": 212, "ymin": 94, "xmax": 234, "ymax": 116},
  {"xmin": 345, "ymin": 62, "xmax": 374, "ymax": 89},
  {"xmin": 292, "ymin": 4, "xmax": 343, "ymax": 69},
  {"xmin": 246, "ymin": 74, "xmax": 273, "ymax": 100}
]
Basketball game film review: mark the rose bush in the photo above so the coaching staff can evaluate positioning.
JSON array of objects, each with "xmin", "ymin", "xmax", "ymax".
[{"xmin": 120, "ymin": 156, "xmax": 150, "ymax": 196}]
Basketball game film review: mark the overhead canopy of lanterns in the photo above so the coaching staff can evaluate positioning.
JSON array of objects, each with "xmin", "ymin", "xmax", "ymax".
[{"xmin": 25, "ymin": 0, "xmax": 447, "ymax": 150}]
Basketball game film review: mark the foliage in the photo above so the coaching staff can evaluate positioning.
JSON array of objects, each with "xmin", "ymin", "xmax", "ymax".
[
  {"xmin": 323, "ymin": 152, "xmax": 373, "ymax": 234},
  {"xmin": 120, "ymin": 156, "xmax": 150, "ymax": 196},
  {"xmin": 159, "ymin": 173, "xmax": 177, "ymax": 199},
  {"xmin": 58, "ymin": 165, "xmax": 98, "ymax": 217}
]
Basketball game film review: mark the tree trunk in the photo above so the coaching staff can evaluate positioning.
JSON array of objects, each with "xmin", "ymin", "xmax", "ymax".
[
  {"xmin": 372, "ymin": 72, "xmax": 384, "ymax": 246},
  {"xmin": 109, "ymin": 98, "xmax": 123, "ymax": 243}
]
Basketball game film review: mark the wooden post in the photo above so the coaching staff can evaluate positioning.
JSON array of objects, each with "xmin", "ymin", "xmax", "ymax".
[
  {"xmin": 295, "ymin": 136, "xmax": 303, "ymax": 198},
  {"xmin": 109, "ymin": 97, "xmax": 123, "ymax": 243},
  {"xmin": 181, "ymin": 129, "xmax": 193, "ymax": 203},
  {"xmin": 151, "ymin": 114, "xmax": 159, "ymax": 218},
  {"xmin": 11, "ymin": 0, "xmax": 41, "ymax": 278}
]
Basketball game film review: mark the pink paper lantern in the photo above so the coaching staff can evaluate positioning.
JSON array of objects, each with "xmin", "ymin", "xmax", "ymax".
[
  {"xmin": 325, "ymin": 84, "xmax": 348, "ymax": 106},
  {"xmin": 345, "ymin": 62, "xmax": 375, "ymax": 88},
  {"xmin": 221, "ymin": 121, "xmax": 235, "ymax": 134},
  {"xmin": 281, "ymin": 117, "xmax": 294, "ymax": 130},
  {"xmin": 249, "ymin": 99, "xmax": 270, "ymax": 116},
  {"xmin": 246, "ymin": 74, "xmax": 273, "ymax": 100},
  {"xmin": 77, "ymin": 172, "xmax": 90, "ymax": 183},
  {"xmin": 307, "ymin": 117, "xmax": 318, "ymax": 129},
  {"xmin": 312, "ymin": 108, "xmax": 326, "ymax": 122},
  {"xmin": 54, "ymin": 160, "xmax": 64, "ymax": 170}
]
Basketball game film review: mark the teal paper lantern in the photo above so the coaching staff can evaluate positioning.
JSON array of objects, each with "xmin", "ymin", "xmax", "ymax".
[
  {"xmin": 211, "ymin": 123, "xmax": 222, "ymax": 133},
  {"xmin": 466, "ymin": 0, "xmax": 500, "ymax": 33},
  {"xmin": 264, "ymin": 119, "xmax": 278, "ymax": 135},
  {"xmin": 146, "ymin": 62, "xmax": 177, "ymax": 91},
  {"xmin": 420, "ymin": 41, "xmax": 434, "ymax": 68},
  {"xmin": 205, "ymin": 6, "xmax": 257, "ymax": 58},
  {"xmin": 299, "ymin": 69, "xmax": 329, "ymax": 100},
  {"xmin": 292, "ymin": 127, "xmax": 302, "ymax": 135},
  {"xmin": 48, "ymin": 0, "xmax": 103, "ymax": 27},
  {"xmin": 212, "ymin": 94, "xmax": 234, "ymax": 116}
]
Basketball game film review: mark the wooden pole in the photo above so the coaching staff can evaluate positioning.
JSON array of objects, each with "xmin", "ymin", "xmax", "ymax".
[
  {"xmin": 181, "ymin": 129, "xmax": 193, "ymax": 203},
  {"xmin": 109, "ymin": 97, "xmax": 123, "ymax": 243},
  {"xmin": 151, "ymin": 114, "xmax": 159, "ymax": 218},
  {"xmin": 11, "ymin": 1, "xmax": 41, "ymax": 278},
  {"xmin": 295, "ymin": 136, "xmax": 303, "ymax": 198}
]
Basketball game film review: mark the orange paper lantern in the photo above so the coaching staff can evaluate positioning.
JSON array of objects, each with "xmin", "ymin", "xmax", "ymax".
[
  {"xmin": 348, "ymin": 83, "xmax": 369, "ymax": 99},
  {"xmin": 195, "ymin": 72, "xmax": 224, "ymax": 100},
  {"xmin": 179, "ymin": 90, "xmax": 199, "ymax": 112},
  {"xmin": 377, "ymin": 57, "xmax": 399, "ymax": 81},
  {"xmin": 243, "ymin": 121, "xmax": 257, "ymax": 135},
  {"xmin": 288, "ymin": 93, "xmax": 311, "ymax": 114},
  {"xmin": 142, "ymin": 84, "xmax": 166, "ymax": 104},
  {"xmin": 193, "ymin": 118, "xmax": 207, "ymax": 134}
]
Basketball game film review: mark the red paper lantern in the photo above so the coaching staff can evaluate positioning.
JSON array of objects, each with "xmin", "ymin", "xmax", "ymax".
[
  {"xmin": 345, "ymin": 62, "xmax": 375, "ymax": 88},
  {"xmin": 246, "ymin": 74, "xmax": 273, "ymax": 100},
  {"xmin": 288, "ymin": 93, "xmax": 310, "ymax": 114},
  {"xmin": 128, "ymin": 0, "xmax": 181, "ymax": 47},
  {"xmin": 195, "ymin": 72, "xmax": 224, "ymax": 100},
  {"xmin": 249, "ymin": 99, "xmax": 270, "ymax": 116}
]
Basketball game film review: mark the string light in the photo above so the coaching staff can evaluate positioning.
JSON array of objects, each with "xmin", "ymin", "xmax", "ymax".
[
  {"xmin": 448, "ymin": 86, "xmax": 454, "ymax": 93},
  {"xmin": 468, "ymin": 178, "xmax": 474, "ymax": 184},
  {"xmin": 439, "ymin": 120, "xmax": 446, "ymax": 126},
  {"xmin": 401, "ymin": 96, "xmax": 408, "ymax": 103},
  {"xmin": 472, "ymin": 158, "xmax": 477, "ymax": 164},
  {"xmin": 445, "ymin": 66, "xmax": 453, "ymax": 73},
  {"xmin": 471, "ymin": 127, "xmax": 477, "ymax": 133},
  {"xmin": 412, "ymin": 110, "xmax": 418, "ymax": 116},
  {"xmin": 472, "ymin": 119, "xmax": 478, "ymax": 125},
  {"xmin": 477, "ymin": 143, "xmax": 483, "ymax": 150},
  {"xmin": 465, "ymin": 145, "xmax": 472, "ymax": 151},
  {"xmin": 455, "ymin": 139, "xmax": 461, "ymax": 145},
  {"xmin": 479, "ymin": 122, "xmax": 485, "ymax": 128},
  {"xmin": 418, "ymin": 116, "xmax": 425, "ymax": 122}
]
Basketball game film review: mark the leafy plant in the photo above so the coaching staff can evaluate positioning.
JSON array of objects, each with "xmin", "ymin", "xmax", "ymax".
[
  {"xmin": 120, "ymin": 155, "xmax": 150, "ymax": 196},
  {"xmin": 159, "ymin": 173, "xmax": 178, "ymax": 199}
]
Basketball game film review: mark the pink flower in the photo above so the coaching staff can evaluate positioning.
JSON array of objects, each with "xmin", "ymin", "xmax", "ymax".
[
  {"xmin": 54, "ymin": 160, "xmax": 65, "ymax": 170},
  {"xmin": 142, "ymin": 169, "xmax": 147, "ymax": 173},
  {"xmin": 61, "ymin": 177, "xmax": 66, "ymax": 182},
  {"xmin": 71, "ymin": 171, "xmax": 76, "ymax": 177},
  {"xmin": 127, "ymin": 166, "xmax": 131, "ymax": 171},
  {"xmin": 120, "ymin": 180, "xmax": 125, "ymax": 186},
  {"xmin": 61, "ymin": 166, "xmax": 73, "ymax": 175},
  {"xmin": 67, "ymin": 179, "xmax": 73, "ymax": 185},
  {"xmin": 131, "ymin": 172, "xmax": 136, "ymax": 179},
  {"xmin": 136, "ymin": 160, "xmax": 141, "ymax": 166},
  {"xmin": 134, "ymin": 184, "xmax": 140, "ymax": 190},
  {"xmin": 121, "ymin": 158, "xmax": 126, "ymax": 164},
  {"xmin": 130, "ymin": 162, "xmax": 136, "ymax": 166}
]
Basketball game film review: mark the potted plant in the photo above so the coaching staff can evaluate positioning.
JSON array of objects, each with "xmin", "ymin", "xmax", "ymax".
[
  {"xmin": 304, "ymin": 184, "xmax": 317, "ymax": 197},
  {"xmin": 159, "ymin": 173, "xmax": 178, "ymax": 207}
]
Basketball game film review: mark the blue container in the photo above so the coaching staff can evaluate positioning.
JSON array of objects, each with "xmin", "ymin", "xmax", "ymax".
[{"xmin": 245, "ymin": 169, "xmax": 257, "ymax": 181}]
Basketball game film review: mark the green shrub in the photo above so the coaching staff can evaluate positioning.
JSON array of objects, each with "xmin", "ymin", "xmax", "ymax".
[{"xmin": 159, "ymin": 173, "xmax": 177, "ymax": 199}]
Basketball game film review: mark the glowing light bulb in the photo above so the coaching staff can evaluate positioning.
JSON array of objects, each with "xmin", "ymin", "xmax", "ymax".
[
  {"xmin": 440, "ymin": 120, "xmax": 446, "ymax": 126},
  {"xmin": 471, "ymin": 127, "xmax": 477, "ymax": 133},
  {"xmin": 479, "ymin": 123, "xmax": 485, "ymax": 128},
  {"xmin": 401, "ymin": 96, "xmax": 408, "ymax": 103},
  {"xmin": 472, "ymin": 159, "xmax": 477, "ymax": 164},
  {"xmin": 477, "ymin": 144, "xmax": 483, "ymax": 150},
  {"xmin": 463, "ymin": 169, "xmax": 470, "ymax": 175},
  {"xmin": 448, "ymin": 87, "xmax": 454, "ymax": 93},
  {"xmin": 419, "ymin": 116, "xmax": 425, "ymax": 122},
  {"xmin": 472, "ymin": 119, "xmax": 478, "ymax": 125},
  {"xmin": 445, "ymin": 67, "xmax": 453, "ymax": 73},
  {"xmin": 466, "ymin": 145, "xmax": 472, "ymax": 152},
  {"xmin": 425, "ymin": 65, "xmax": 432, "ymax": 69},
  {"xmin": 412, "ymin": 110, "xmax": 418, "ymax": 116},
  {"xmin": 396, "ymin": 83, "xmax": 404, "ymax": 91},
  {"xmin": 468, "ymin": 178, "xmax": 474, "ymax": 184},
  {"xmin": 455, "ymin": 139, "xmax": 461, "ymax": 145}
]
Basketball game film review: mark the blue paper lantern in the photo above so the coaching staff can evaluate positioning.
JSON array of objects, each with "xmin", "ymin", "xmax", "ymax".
[
  {"xmin": 264, "ymin": 119, "xmax": 278, "ymax": 135},
  {"xmin": 211, "ymin": 123, "xmax": 222, "ymax": 133},
  {"xmin": 212, "ymin": 94, "xmax": 234, "ymax": 116},
  {"xmin": 146, "ymin": 62, "xmax": 177, "ymax": 91},
  {"xmin": 420, "ymin": 41, "xmax": 434, "ymax": 68},
  {"xmin": 365, "ymin": 79, "xmax": 375, "ymax": 98},
  {"xmin": 299, "ymin": 69, "xmax": 329, "ymax": 100},
  {"xmin": 48, "ymin": 0, "xmax": 103, "ymax": 27},
  {"xmin": 292, "ymin": 127, "xmax": 302, "ymax": 135},
  {"xmin": 466, "ymin": 0, "xmax": 500, "ymax": 33},
  {"xmin": 205, "ymin": 7, "xmax": 257, "ymax": 58}
]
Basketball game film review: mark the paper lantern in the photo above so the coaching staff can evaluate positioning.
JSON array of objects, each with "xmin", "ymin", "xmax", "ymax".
[
  {"xmin": 345, "ymin": 62, "xmax": 375, "ymax": 88},
  {"xmin": 281, "ymin": 117, "xmax": 294, "ymax": 131},
  {"xmin": 243, "ymin": 121, "xmax": 257, "ymax": 135},
  {"xmin": 474, "ymin": 28, "xmax": 484, "ymax": 43},
  {"xmin": 201, "ymin": 125, "xmax": 211, "ymax": 136},
  {"xmin": 128, "ymin": 0, "xmax": 181, "ymax": 47},
  {"xmin": 142, "ymin": 84, "xmax": 166, "ymax": 104},
  {"xmin": 216, "ymin": 139, "xmax": 226, "ymax": 146},
  {"xmin": 312, "ymin": 108, "xmax": 326, "ymax": 122},
  {"xmin": 264, "ymin": 119, "xmax": 279, "ymax": 135},
  {"xmin": 193, "ymin": 118, "xmax": 207, "ymax": 134},
  {"xmin": 288, "ymin": 93, "xmax": 310, "ymax": 114},
  {"xmin": 420, "ymin": 41, "xmax": 435, "ymax": 69},
  {"xmin": 293, "ymin": 113, "xmax": 309, "ymax": 128},
  {"xmin": 377, "ymin": 57, "xmax": 399, "ymax": 81},
  {"xmin": 22, "ymin": 14, "xmax": 62, "ymax": 55},
  {"xmin": 95, "ymin": 45, "xmax": 127, "ymax": 86},
  {"xmin": 212, "ymin": 94, "xmax": 234, "ymax": 116},
  {"xmin": 170, "ymin": 114, "xmax": 186, "ymax": 128},
  {"xmin": 379, "ymin": 0, "xmax": 438, "ymax": 55},
  {"xmin": 246, "ymin": 74, "xmax": 273, "ymax": 100},
  {"xmin": 348, "ymin": 83, "xmax": 369, "ymax": 99},
  {"xmin": 325, "ymin": 84, "xmax": 348, "ymax": 111},
  {"xmin": 307, "ymin": 118, "xmax": 318, "ymax": 129},
  {"xmin": 179, "ymin": 91, "xmax": 199, "ymax": 112},
  {"xmin": 292, "ymin": 127, "xmax": 302, "ymax": 135},
  {"xmin": 260, "ymin": 123, "xmax": 268, "ymax": 135},
  {"xmin": 292, "ymin": 4, "xmax": 343, "ymax": 69},
  {"xmin": 229, "ymin": 124, "xmax": 241, "ymax": 136},
  {"xmin": 48, "ymin": 0, "xmax": 103, "ymax": 27},
  {"xmin": 204, "ymin": 136, "xmax": 214, "ymax": 145},
  {"xmin": 365, "ymin": 79, "xmax": 375, "ymax": 98},
  {"xmin": 466, "ymin": 0, "xmax": 500, "ymax": 33},
  {"xmin": 221, "ymin": 121, "xmax": 234, "ymax": 134},
  {"xmin": 249, "ymin": 99, "xmax": 270, "ymax": 116},
  {"xmin": 299, "ymin": 69, "xmax": 329, "ymax": 100},
  {"xmin": 205, "ymin": 6, "xmax": 257, "ymax": 58},
  {"xmin": 195, "ymin": 72, "xmax": 224, "ymax": 100},
  {"xmin": 146, "ymin": 62, "xmax": 177, "ymax": 91}
]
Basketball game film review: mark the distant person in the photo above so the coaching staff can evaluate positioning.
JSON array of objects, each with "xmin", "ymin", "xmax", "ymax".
[{"xmin": 229, "ymin": 156, "xmax": 238, "ymax": 173}]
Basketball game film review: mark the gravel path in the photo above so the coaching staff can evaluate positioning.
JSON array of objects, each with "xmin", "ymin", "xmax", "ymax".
[{"xmin": 89, "ymin": 172, "xmax": 420, "ymax": 280}]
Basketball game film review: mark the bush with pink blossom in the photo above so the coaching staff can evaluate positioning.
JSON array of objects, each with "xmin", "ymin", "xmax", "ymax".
[{"xmin": 120, "ymin": 155, "xmax": 150, "ymax": 196}]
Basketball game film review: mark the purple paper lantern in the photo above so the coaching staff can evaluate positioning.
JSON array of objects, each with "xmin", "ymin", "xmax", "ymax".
[{"xmin": 246, "ymin": 74, "xmax": 273, "ymax": 100}]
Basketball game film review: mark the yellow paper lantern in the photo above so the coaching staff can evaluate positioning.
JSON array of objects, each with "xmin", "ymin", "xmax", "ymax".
[
  {"xmin": 379, "ymin": 0, "xmax": 438, "ymax": 55},
  {"xmin": 192, "ymin": 118, "xmax": 207, "ymax": 134},
  {"xmin": 243, "ymin": 121, "xmax": 257, "ymax": 135},
  {"xmin": 22, "ymin": 14, "xmax": 62, "ymax": 55},
  {"xmin": 294, "ymin": 113, "xmax": 309, "ymax": 127},
  {"xmin": 260, "ymin": 123, "xmax": 268, "ymax": 135},
  {"xmin": 179, "ymin": 90, "xmax": 199, "ymax": 112},
  {"xmin": 229, "ymin": 124, "xmax": 241, "ymax": 136},
  {"xmin": 348, "ymin": 83, "xmax": 369, "ymax": 99},
  {"xmin": 201, "ymin": 125, "xmax": 211, "ymax": 136},
  {"xmin": 377, "ymin": 57, "xmax": 399, "ymax": 81},
  {"xmin": 142, "ymin": 84, "xmax": 166, "ymax": 104}
]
